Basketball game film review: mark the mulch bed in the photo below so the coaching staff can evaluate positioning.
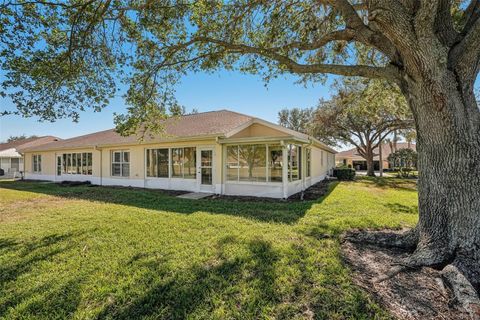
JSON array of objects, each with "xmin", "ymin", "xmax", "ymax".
[
  {"xmin": 206, "ymin": 179, "xmax": 333, "ymax": 202},
  {"xmin": 342, "ymin": 238, "xmax": 473, "ymax": 320}
]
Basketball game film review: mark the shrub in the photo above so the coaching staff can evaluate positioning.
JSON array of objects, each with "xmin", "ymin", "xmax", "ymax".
[{"xmin": 333, "ymin": 167, "xmax": 356, "ymax": 180}]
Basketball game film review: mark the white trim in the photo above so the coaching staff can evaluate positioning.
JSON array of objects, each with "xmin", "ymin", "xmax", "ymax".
[
  {"xmin": 197, "ymin": 147, "xmax": 215, "ymax": 193},
  {"xmin": 223, "ymin": 119, "xmax": 255, "ymax": 138}
]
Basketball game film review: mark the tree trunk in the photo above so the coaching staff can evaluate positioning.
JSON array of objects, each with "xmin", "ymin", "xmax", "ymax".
[
  {"xmin": 401, "ymin": 72, "xmax": 480, "ymax": 291},
  {"xmin": 365, "ymin": 147, "xmax": 376, "ymax": 177},
  {"xmin": 379, "ymin": 142, "xmax": 383, "ymax": 177}
]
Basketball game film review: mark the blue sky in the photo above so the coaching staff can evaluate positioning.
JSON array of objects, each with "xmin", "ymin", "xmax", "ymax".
[{"xmin": 0, "ymin": 71, "xmax": 334, "ymax": 142}]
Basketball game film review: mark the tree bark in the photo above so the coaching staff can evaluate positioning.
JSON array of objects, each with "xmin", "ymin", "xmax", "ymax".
[
  {"xmin": 365, "ymin": 146, "xmax": 376, "ymax": 177},
  {"xmin": 400, "ymin": 71, "xmax": 480, "ymax": 291}
]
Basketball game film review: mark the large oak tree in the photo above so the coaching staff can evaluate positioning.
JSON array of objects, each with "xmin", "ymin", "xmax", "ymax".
[{"xmin": 1, "ymin": 0, "xmax": 479, "ymax": 297}]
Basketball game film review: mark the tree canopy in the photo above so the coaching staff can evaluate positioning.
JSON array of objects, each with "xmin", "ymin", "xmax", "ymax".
[
  {"xmin": 2, "ymin": 1, "xmax": 477, "ymax": 133},
  {"xmin": 277, "ymin": 107, "xmax": 315, "ymax": 134}
]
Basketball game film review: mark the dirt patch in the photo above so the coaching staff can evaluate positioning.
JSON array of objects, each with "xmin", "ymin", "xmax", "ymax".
[
  {"xmin": 342, "ymin": 239, "xmax": 473, "ymax": 319},
  {"xmin": 206, "ymin": 179, "xmax": 333, "ymax": 202}
]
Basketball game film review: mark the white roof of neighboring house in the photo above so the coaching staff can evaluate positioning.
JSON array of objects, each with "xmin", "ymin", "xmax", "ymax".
[
  {"xmin": 0, "ymin": 136, "xmax": 61, "ymax": 154},
  {"xmin": 0, "ymin": 148, "xmax": 22, "ymax": 158}
]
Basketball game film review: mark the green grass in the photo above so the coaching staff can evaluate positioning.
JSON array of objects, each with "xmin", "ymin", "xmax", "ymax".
[{"xmin": 0, "ymin": 177, "xmax": 418, "ymax": 319}]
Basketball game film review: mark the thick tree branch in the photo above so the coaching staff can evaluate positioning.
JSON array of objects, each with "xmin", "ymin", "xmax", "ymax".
[
  {"xmin": 181, "ymin": 37, "xmax": 401, "ymax": 82},
  {"xmin": 328, "ymin": 0, "xmax": 400, "ymax": 62},
  {"xmin": 451, "ymin": 17, "xmax": 480, "ymax": 84},
  {"xmin": 462, "ymin": 0, "xmax": 480, "ymax": 35}
]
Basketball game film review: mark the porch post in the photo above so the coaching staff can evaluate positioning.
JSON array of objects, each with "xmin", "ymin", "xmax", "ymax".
[{"xmin": 282, "ymin": 141, "xmax": 288, "ymax": 199}]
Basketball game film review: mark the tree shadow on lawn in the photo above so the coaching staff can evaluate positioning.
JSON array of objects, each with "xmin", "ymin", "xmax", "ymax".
[
  {"xmin": 355, "ymin": 176, "xmax": 417, "ymax": 192},
  {"xmin": 95, "ymin": 235, "xmax": 379, "ymax": 319},
  {"xmin": 0, "ymin": 181, "xmax": 339, "ymax": 224},
  {"xmin": 0, "ymin": 232, "xmax": 87, "ymax": 318}
]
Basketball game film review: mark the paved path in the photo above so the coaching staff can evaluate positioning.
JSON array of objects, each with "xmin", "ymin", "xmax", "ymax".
[{"xmin": 177, "ymin": 192, "xmax": 214, "ymax": 200}]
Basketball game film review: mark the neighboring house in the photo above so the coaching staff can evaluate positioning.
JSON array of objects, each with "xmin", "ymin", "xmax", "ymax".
[
  {"xmin": 336, "ymin": 142, "xmax": 416, "ymax": 171},
  {"xmin": 21, "ymin": 110, "xmax": 337, "ymax": 198},
  {"xmin": 0, "ymin": 136, "xmax": 60, "ymax": 176}
]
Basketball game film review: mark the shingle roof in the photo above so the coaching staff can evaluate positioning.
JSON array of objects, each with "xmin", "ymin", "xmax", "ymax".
[
  {"xmin": 0, "ymin": 136, "xmax": 61, "ymax": 153},
  {"xmin": 22, "ymin": 110, "xmax": 254, "ymax": 152},
  {"xmin": 337, "ymin": 142, "xmax": 416, "ymax": 160}
]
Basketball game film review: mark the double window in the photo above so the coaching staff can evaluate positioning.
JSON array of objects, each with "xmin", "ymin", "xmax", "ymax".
[
  {"xmin": 227, "ymin": 144, "xmax": 283, "ymax": 182},
  {"xmin": 59, "ymin": 153, "xmax": 92, "ymax": 175},
  {"xmin": 32, "ymin": 154, "xmax": 42, "ymax": 173},
  {"xmin": 112, "ymin": 151, "xmax": 130, "ymax": 177},
  {"xmin": 145, "ymin": 147, "xmax": 196, "ymax": 179}
]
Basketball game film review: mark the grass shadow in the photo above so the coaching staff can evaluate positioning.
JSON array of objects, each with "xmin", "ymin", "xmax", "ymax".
[
  {"xmin": 96, "ymin": 236, "xmax": 279, "ymax": 319},
  {"xmin": 355, "ymin": 176, "xmax": 417, "ymax": 192},
  {"xmin": 0, "ymin": 232, "xmax": 86, "ymax": 318},
  {"xmin": 0, "ymin": 180, "xmax": 338, "ymax": 224}
]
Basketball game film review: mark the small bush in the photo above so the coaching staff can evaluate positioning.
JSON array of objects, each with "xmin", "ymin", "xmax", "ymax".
[{"xmin": 333, "ymin": 167, "xmax": 356, "ymax": 180}]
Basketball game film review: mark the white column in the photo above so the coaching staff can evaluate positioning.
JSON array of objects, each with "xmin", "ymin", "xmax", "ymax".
[{"xmin": 282, "ymin": 143, "xmax": 288, "ymax": 199}]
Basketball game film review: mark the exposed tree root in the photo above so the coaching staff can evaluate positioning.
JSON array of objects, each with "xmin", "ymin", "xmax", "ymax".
[
  {"xmin": 343, "ymin": 228, "xmax": 418, "ymax": 250},
  {"xmin": 342, "ymin": 229, "xmax": 480, "ymax": 319},
  {"xmin": 441, "ymin": 264, "xmax": 480, "ymax": 319}
]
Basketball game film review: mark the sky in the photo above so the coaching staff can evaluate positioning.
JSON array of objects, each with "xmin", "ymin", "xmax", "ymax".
[{"xmin": 0, "ymin": 71, "xmax": 334, "ymax": 142}]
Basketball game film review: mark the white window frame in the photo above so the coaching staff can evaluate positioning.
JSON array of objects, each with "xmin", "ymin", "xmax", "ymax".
[
  {"xmin": 32, "ymin": 154, "xmax": 42, "ymax": 173},
  {"xmin": 170, "ymin": 147, "xmax": 196, "ymax": 179},
  {"xmin": 226, "ymin": 143, "xmax": 283, "ymax": 183},
  {"xmin": 146, "ymin": 148, "xmax": 170, "ymax": 178},
  {"xmin": 111, "ymin": 150, "xmax": 130, "ymax": 177}
]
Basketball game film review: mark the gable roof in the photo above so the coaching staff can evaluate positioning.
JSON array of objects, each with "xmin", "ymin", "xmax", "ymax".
[
  {"xmin": 337, "ymin": 142, "xmax": 416, "ymax": 160},
  {"xmin": 0, "ymin": 136, "xmax": 60, "ymax": 154}
]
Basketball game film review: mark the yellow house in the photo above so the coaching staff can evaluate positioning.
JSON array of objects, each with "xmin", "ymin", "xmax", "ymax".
[{"xmin": 20, "ymin": 110, "xmax": 337, "ymax": 198}]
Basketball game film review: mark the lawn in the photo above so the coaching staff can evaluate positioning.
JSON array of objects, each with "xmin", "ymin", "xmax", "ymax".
[{"xmin": 0, "ymin": 178, "xmax": 418, "ymax": 319}]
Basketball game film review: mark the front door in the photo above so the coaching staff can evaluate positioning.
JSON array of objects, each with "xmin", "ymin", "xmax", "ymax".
[{"xmin": 198, "ymin": 148, "xmax": 214, "ymax": 192}]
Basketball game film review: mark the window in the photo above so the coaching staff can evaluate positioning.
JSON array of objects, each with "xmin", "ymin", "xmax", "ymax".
[
  {"xmin": 58, "ymin": 153, "xmax": 93, "ymax": 175},
  {"xmin": 238, "ymin": 145, "xmax": 266, "ymax": 182},
  {"xmin": 146, "ymin": 148, "xmax": 169, "ymax": 178},
  {"xmin": 57, "ymin": 156, "xmax": 62, "ymax": 175},
  {"xmin": 306, "ymin": 148, "xmax": 311, "ymax": 177},
  {"xmin": 226, "ymin": 146, "xmax": 239, "ymax": 181},
  {"xmin": 32, "ymin": 154, "xmax": 42, "ymax": 173},
  {"xmin": 171, "ymin": 147, "xmax": 196, "ymax": 179},
  {"xmin": 112, "ymin": 151, "xmax": 129, "ymax": 177},
  {"xmin": 288, "ymin": 144, "xmax": 302, "ymax": 181},
  {"xmin": 268, "ymin": 145, "xmax": 283, "ymax": 182},
  {"xmin": 227, "ymin": 144, "xmax": 280, "ymax": 183}
]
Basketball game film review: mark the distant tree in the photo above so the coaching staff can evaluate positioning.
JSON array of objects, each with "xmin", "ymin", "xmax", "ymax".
[
  {"xmin": 278, "ymin": 108, "xmax": 315, "ymax": 134},
  {"xmin": 315, "ymin": 79, "xmax": 413, "ymax": 177},
  {"xmin": 6, "ymin": 135, "xmax": 37, "ymax": 143},
  {"xmin": 399, "ymin": 129, "xmax": 417, "ymax": 149},
  {"xmin": 388, "ymin": 148, "xmax": 418, "ymax": 177}
]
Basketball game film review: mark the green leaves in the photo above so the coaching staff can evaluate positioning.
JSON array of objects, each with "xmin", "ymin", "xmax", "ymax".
[{"xmin": 314, "ymin": 78, "xmax": 413, "ymax": 149}]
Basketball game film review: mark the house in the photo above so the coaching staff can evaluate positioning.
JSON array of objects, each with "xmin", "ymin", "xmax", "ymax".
[
  {"xmin": 0, "ymin": 136, "xmax": 60, "ymax": 176},
  {"xmin": 336, "ymin": 142, "xmax": 416, "ymax": 171},
  {"xmin": 20, "ymin": 110, "xmax": 337, "ymax": 198}
]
